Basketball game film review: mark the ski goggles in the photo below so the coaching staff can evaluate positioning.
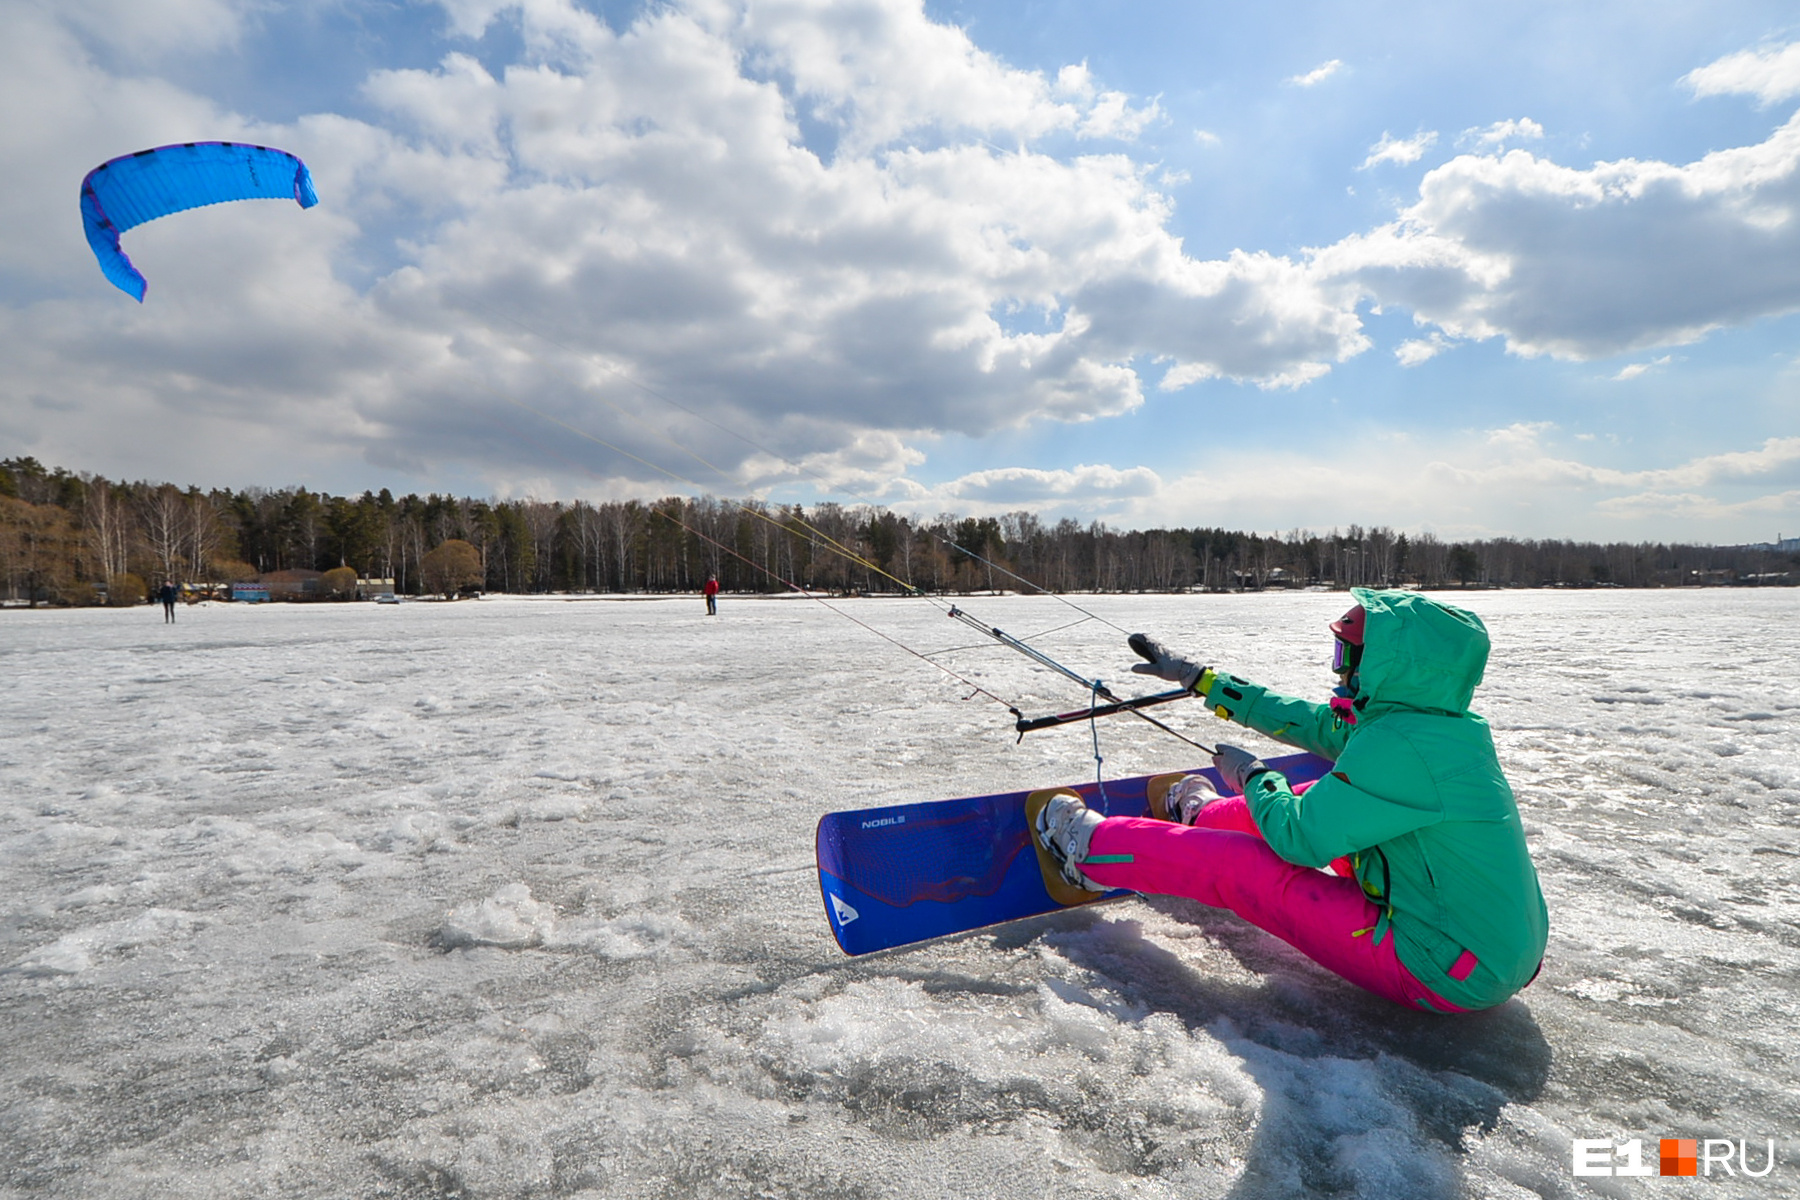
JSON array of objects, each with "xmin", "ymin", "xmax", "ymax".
[{"xmin": 1332, "ymin": 637, "xmax": 1362, "ymax": 675}]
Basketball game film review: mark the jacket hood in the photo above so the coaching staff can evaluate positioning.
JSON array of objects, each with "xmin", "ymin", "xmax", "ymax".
[{"xmin": 1349, "ymin": 587, "xmax": 1488, "ymax": 714}]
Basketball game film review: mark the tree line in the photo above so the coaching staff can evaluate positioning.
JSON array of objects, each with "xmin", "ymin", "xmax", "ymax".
[{"xmin": 1, "ymin": 455, "xmax": 1794, "ymax": 606}]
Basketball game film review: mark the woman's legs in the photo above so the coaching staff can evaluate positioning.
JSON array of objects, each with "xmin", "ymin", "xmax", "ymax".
[
  {"xmin": 1187, "ymin": 790, "xmax": 1356, "ymax": 879},
  {"xmin": 1079, "ymin": 816, "xmax": 1468, "ymax": 1012},
  {"xmin": 1188, "ymin": 794, "xmax": 1260, "ymax": 836}
]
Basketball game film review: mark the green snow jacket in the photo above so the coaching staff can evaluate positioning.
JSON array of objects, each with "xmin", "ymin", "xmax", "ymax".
[{"xmin": 1198, "ymin": 587, "xmax": 1547, "ymax": 1011}]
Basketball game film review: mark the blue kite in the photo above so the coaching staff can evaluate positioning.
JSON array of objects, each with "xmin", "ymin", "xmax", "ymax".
[{"xmin": 80, "ymin": 142, "xmax": 319, "ymax": 302}]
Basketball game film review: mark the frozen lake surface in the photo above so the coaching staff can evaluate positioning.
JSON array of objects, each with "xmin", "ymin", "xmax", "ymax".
[{"xmin": 2, "ymin": 589, "xmax": 1797, "ymax": 1199}]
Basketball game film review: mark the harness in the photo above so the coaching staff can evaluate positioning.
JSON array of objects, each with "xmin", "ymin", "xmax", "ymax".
[{"xmin": 1348, "ymin": 846, "xmax": 1397, "ymax": 945}]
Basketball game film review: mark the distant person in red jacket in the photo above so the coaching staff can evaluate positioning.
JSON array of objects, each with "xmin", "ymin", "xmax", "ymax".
[{"xmin": 703, "ymin": 574, "xmax": 719, "ymax": 616}]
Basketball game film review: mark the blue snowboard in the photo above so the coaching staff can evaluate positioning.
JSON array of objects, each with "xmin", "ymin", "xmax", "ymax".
[{"xmin": 815, "ymin": 752, "xmax": 1332, "ymax": 956}]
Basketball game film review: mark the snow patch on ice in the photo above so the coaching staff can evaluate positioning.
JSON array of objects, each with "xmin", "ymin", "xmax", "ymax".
[
  {"xmin": 378, "ymin": 810, "xmax": 448, "ymax": 853},
  {"xmin": 18, "ymin": 820, "xmax": 125, "ymax": 856},
  {"xmin": 209, "ymin": 825, "xmax": 367, "ymax": 880},
  {"xmin": 517, "ymin": 795, "xmax": 591, "ymax": 822},
  {"xmin": 1206, "ymin": 1017, "xmax": 1490, "ymax": 1197},
  {"xmin": 549, "ymin": 910, "xmax": 694, "ymax": 959},
  {"xmin": 54, "ymin": 884, "xmax": 122, "ymax": 910},
  {"xmin": 726, "ymin": 975, "xmax": 1261, "ymax": 1181},
  {"xmin": 8, "ymin": 942, "xmax": 92, "ymax": 977},
  {"xmin": 7, "ymin": 908, "xmax": 201, "ymax": 977},
  {"xmin": 1460, "ymin": 1106, "xmax": 1586, "ymax": 1200},
  {"xmin": 439, "ymin": 883, "xmax": 554, "ymax": 950},
  {"xmin": 1333, "ymin": 1126, "xmax": 1457, "ymax": 1196},
  {"xmin": 1559, "ymin": 977, "xmax": 1633, "ymax": 1004}
]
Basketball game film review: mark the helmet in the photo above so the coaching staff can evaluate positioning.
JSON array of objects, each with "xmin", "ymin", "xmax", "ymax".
[
  {"xmin": 1329, "ymin": 604, "xmax": 1365, "ymax": 676},
  {"xmin": 1329, "ymin": 604, "xmax": 1365, "ymax": 645}
]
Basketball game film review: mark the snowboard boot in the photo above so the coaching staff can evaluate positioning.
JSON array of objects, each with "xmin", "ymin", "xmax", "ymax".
[
  {"xmin": 1148, "ymin": 772, "xmax": 1223, "ymax": 825},
  {"xmin": 1030, "ymin": 789, "xmax": 1106, "ymax": 893}
]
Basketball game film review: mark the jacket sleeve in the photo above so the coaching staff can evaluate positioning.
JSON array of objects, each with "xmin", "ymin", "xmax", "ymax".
[
  {"xmin": 1198, "ymin": 669, "xmax": 1352, "ymax": 761},
  {"xmin": 1243, "ymin": 725, "xmax": 1445, "ymax": 867}
]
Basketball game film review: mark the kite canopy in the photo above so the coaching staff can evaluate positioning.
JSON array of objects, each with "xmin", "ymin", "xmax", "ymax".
[{"xmin": 79, "ymin": 142, "xmax": 319, "ymax": 301}]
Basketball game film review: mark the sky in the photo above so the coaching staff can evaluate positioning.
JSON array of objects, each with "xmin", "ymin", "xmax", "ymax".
[{"xmin": 3, "ymin": 0, "xmax": 1800, "ymax": 543}]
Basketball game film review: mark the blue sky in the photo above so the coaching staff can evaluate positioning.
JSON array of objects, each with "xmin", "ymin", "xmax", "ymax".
[{"xmin": 3, "ymin": 0, "xmax": 1799, "ymax": 543}]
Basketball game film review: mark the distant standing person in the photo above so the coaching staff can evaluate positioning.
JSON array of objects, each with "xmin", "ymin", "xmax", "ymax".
[
  {"xmin": 703, "ymin": 573, "xmax": 720, "ymax": 616},
  {"xmin": 157, "ymin": 579, "xmax": 179, "ymax": 623}
]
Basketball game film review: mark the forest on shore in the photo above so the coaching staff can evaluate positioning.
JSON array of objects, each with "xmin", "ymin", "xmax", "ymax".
[{"xmin": 2, "ymin": 455, "xmax": 1794, "ymax": 605}]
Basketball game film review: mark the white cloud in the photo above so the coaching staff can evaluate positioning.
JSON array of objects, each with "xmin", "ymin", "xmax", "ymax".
[
  {"xmin": 1595, "ymin": 489, "xmax": 1800, "ymax": 520},
  {"xmin": 1610, "ymin": 354, "xmax": 1670, "ymax": 381},
  {"xmin": 1054, "ymin": 62, "xmax": 1094, "ymax": 99},
  {"xmin": 936, "ymin": 463, "xmax": 1161, "ymax": 509},
  {"xmin": 739, "ymin": 430, "xmax": 928, "ymax": 495},
  {"xmin": 1413, "ymin": 426, "xmax": 1800, "ymax": 494},
  {"xmin": 1395, "ymin": 332, "xmax": 1453, "ymax": 366},
  {"xmin": 1253, "ymin": 360, "xmax": 1334, "ymax": 391},
  {"xmin": 1125, "ymin": 425, "xmax": 1800, "ymax": 540},
  {"xmin": 363, "ymin": 52, "xmax": 504, "ymax": 153},
  {"xmin": 1460, "ymin": 118, "xmax": 1545, "ymax": 148},
  {"xmin": 745, "ymin": 0, "xmax": 1156, "ymax": 150},
  {"xmin": 1079, "ymin": 88, "xmax": 1162, "ymax": 139},
  {"xmin": 1193, "ymin": 129, "xmax": 1221, "ymax": 147},
  {"xmin": 1359, "ymin": 130, "xmax": 1438, "ymax": 169},
  {"xmin": 434, "ymin": 0, "xmax": 522, "ymax": 41},
  {"xmin": 1287, "ymin": 60, "xmax": 1342, "ymax": 88},
  {"xmin": 1637, "ymin": 435, "xmax": 1800, "ymax": 488},
  {"xmin": 1683, "ymin": 41, "xmax": 1800, "ymax": 107},
  {"xmin": 1158, "ymin": 361, "xmax": 1217, "ymax": 391},
  {"xmin": 35, "ymin": 0, "xmax": 250, "ymax": 58},
  {"xmin": 1319, "ymin": 105, "xmax": 1800, "ymax": 359}
]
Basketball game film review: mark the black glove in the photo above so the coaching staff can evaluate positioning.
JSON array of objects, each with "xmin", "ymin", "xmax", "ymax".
[
  {"xmin": 1128, "ymin": 633, "xmax": 1206, "ymax": 691},
  {"xmin": 1211, "ymin": 743, "xmax": 1268, "ymax": 795}
]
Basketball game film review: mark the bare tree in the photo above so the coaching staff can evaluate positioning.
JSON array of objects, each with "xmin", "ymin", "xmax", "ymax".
[
  {"xmin": 82, "ymin": 477, "xmax": 131, "ymax": 582},
  {"xmin": 136, "ymin": 484, "xmax": 185, "ymax": 582},
  {"xmin": 183, "ymin": 489, "xmax": 223, "ymax": 580},
  {"xmin": 1366, "ymin": 526, "xmax": 1394, "ymax": 587},
  {"xmin": 519, "ymin": 500, "xmax": 563, "ymax": 591},
  {"xmin": 602, "ymin": 502, "xmax": 645, "ymax": 592}
]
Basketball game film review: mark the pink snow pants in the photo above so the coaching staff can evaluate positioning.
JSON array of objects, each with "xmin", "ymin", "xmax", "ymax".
[{"xmin": 1081, "ymin": 795, "xmax": 1470, "ymax": 1012}]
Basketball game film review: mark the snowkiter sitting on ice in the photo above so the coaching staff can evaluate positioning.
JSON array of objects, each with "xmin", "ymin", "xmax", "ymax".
[{"xmin": 1033, "ymin": 587, "xmax": 1547, "ymax": 1013}]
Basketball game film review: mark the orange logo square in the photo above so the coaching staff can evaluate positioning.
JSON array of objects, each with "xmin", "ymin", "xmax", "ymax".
[{"xmin": 1661, "ymin": 1139, "xmax": 1697, "ymax": 1176}]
